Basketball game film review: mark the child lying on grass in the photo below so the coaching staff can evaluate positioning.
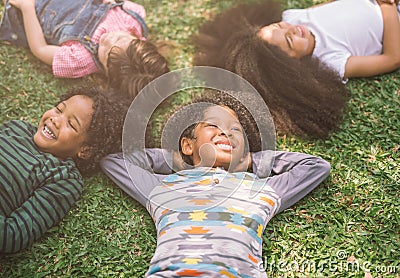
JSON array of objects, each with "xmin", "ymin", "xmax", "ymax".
[
  {"xmin": 101, "ymin": 90, "xmax": 331, "ymax": 277},
  {"xmin": 0, "ymin": 0, "xmax": 169, "ymax": 100},
  {"xmin": 0, "ymin": 86, "xmax": 127, "ymax": 254}
]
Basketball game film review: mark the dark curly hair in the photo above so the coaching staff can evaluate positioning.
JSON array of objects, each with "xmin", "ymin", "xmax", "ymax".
[
  {"xmin": 106, "ymin": 39, "xmax": 170, "ymax": 101},
  {"xmin": 162, "ymin": 90, "xmax": 260, "ymax": 166},
  {"xmin": 59, "ymin": 86, "xmax": 128, "ymax": 176},
  {"xmin": 192, "ymin": 0, "xmax": 349, "ymax": 139}
]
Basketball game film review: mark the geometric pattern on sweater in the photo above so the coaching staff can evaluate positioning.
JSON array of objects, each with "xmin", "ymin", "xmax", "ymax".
[{"xmin": 146, "ymin": 168, "xmax": 281, "ymax": 277}]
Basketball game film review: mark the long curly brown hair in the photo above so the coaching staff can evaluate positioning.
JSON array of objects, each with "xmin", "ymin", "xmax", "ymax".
[
  {"xmin": 59, "ymin": 86, "xmax": 129, "ymax": 176},
  {"xmin": 192, "ymin": 0, "xmax": 349, "ymax": 139},
  {"xmin": 107, "ymin": 39, "xmax": 170, "ymax": 101}
]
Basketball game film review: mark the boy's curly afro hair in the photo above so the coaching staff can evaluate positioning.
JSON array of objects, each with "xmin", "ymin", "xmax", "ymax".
[
  {"xmin": 162, "ymin": 89, "xmax": 261, "ymax": 166},
  {"xmin": 191, "ymin": 90, "xmax": 261, "ymax": 152},
  {"xmin": 59, "ymin": 86, "xmax": 129, "ymax": 176}
]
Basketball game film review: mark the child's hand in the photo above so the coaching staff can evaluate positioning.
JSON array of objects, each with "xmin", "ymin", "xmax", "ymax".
[{"xmin": 9, "ymin": 0, "xmax": 35, "ymax": 11}]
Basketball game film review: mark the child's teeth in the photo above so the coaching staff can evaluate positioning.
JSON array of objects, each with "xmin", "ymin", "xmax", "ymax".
[
  {"xmin": 217, "ymin": 144, "xmax": 232, "ymax": 150},
  {"xmin": 44, "ymin": 126, "xmax": 56, "ymax": 139}
]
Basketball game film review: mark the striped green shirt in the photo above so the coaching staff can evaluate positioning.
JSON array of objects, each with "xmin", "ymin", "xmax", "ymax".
[{"xmin": 0, "ymin": 120, "xmax": 83, "ymax": 254}]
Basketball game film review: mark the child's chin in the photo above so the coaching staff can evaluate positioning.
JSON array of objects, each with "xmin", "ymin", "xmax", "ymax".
[
  {"xmin": 33, "ymin": 132, "xmax": 52, "ymax": 153},
  {"xmin": 33, "ymin": 132, "xmax": 42, "ymax": 146}
]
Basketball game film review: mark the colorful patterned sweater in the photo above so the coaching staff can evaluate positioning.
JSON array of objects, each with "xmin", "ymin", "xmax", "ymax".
[
  {"xmin": 101, "ymin": 149, "xmax": 331, "ymax": 277},
  {"xmin": 147, "ymin": 168, "xmax": 280, "ymax": 277}
]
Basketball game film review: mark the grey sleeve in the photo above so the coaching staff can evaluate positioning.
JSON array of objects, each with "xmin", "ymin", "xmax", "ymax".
[
  {"xmin": 100, "ymin": 149, "xmax": 174, "ymax": 207},
  {"xmin": 252, "ymin": 151, "xmax": 331, "ymax": 213}
]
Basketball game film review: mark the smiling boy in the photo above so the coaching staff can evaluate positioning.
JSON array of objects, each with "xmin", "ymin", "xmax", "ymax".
[
  {"xmin": 33, "ymin": 94, "xmax": 94, "ymax": 160},
  {"xmin": 0, "ymin": 86, "xmax": 127, "ymax": 254},
  {"xmin": 101, "ymin": 91, "xmax": 331, "ymax": 277},
  {"xmin": 179, "ymin": 105, "xmax": 247, "ymax": 171}
]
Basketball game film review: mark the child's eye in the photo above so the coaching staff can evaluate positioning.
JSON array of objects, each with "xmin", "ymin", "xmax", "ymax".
[
  {"xmin": 55, "ymin": 106, "xmax": 62, "ymax": 113},
  {"xmin": 285, "ymin": 35, "xmax": 293, "ymax": 49},
  {"xmin": 207, "ymin": 123, "xmax": 218, "ymax": 128},
  {"xmin": 69, "ymin": 121, "xmax": 77, "ymax": 132},
  {"xmin": 231, "ymin": 126, "xmax": 242, "ymax": 132}
]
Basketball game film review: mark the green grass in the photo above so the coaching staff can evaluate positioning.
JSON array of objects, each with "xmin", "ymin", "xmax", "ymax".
[{"xmin": 0, "ymin": 0, "xmax": 399, "ymax": 277}]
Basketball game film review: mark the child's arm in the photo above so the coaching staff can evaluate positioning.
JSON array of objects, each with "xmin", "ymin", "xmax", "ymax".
[
  {"xmin": 344, "ymin": 1, "xmax": 400, "ymax": 78},
  {"xmin": 9, "ymin": 0, "xmax": 60, "ymax": 65},
  {"xmin": 0, "ymin": 172, "xmax": 82, "ymax": 254},
  {"xmin": 100, "ymin": 149, "xmax": 174, "ymax": 207},
  {"xmin": 252, "ymin": 151, "xmax": 331, "ymax": 214}
]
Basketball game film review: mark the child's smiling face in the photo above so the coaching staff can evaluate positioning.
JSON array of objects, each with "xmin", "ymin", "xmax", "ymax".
[
  {"xmin": 181, "ymin": 105, "xmax": 247, "ymax": 171},
  {"xmin": 34, "ymin": 95, "xmax": 94, "ymax": 160},
  {"xmin": 258, "ymin": 21, "xmax": 315, "ymax": 59}
]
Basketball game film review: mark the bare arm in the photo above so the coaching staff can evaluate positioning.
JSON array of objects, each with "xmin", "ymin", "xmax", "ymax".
[
  {"xmin": 345, "ymin": 0, "xmax": 400, "ymax": 78},
  {"xmin": 9, "ymin": 0, "xmax": 60, "ymax": 65}
]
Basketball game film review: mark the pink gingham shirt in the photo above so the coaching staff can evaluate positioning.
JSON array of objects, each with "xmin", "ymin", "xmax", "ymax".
[{"xmin": 52, "ymin": 1, "xmax": 145, "ymax": 78}]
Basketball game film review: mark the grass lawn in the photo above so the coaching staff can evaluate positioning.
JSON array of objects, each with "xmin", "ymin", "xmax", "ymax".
[{"xmin": 0, "ymin": 0, "xmax": 399, "ymax": 277}]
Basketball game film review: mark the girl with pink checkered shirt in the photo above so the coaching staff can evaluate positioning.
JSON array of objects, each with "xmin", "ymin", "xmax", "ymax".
[{"xmin": 0, "ymin": 0, "xmax": 169, "ymax": 99}]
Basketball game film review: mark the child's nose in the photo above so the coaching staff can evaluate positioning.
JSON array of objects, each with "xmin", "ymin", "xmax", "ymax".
[
  {"xmin": 288, "ymin": 26, "xmax": 297, "ymax": 35},
  {"xmin": 50, "ymin": 116, "xmax": 60, "ymax": 128},
  {"xmin": 218, "ymin": 128, "xmax": 232, "ymax": 137}
]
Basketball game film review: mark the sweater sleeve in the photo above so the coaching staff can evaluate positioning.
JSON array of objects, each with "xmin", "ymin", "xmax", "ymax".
[
  {"xmin": 252, "ymin": 150, "xmax": 331, "ymax": 213},
  {"xmin": 100, "ymin": 149, "xmax": 173, "ymax": 207},
  {"xmin": 0, "ymin": 166, "xmax": 83, "ymax": 254}
]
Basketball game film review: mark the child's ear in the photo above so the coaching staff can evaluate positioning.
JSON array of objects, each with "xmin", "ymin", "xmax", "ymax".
[
  {"xmin": 180, "ymin": 137, "xmax": 194, "ymax": 156},
  {"xmin": 77, "ymin": 145, "xmax": 93, "ymax": 160}
]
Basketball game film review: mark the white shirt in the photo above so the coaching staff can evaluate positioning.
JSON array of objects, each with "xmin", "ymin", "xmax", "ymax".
[{"xmin": 283, "ymin": 0, "xmax": 384, "ymax": 81}]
